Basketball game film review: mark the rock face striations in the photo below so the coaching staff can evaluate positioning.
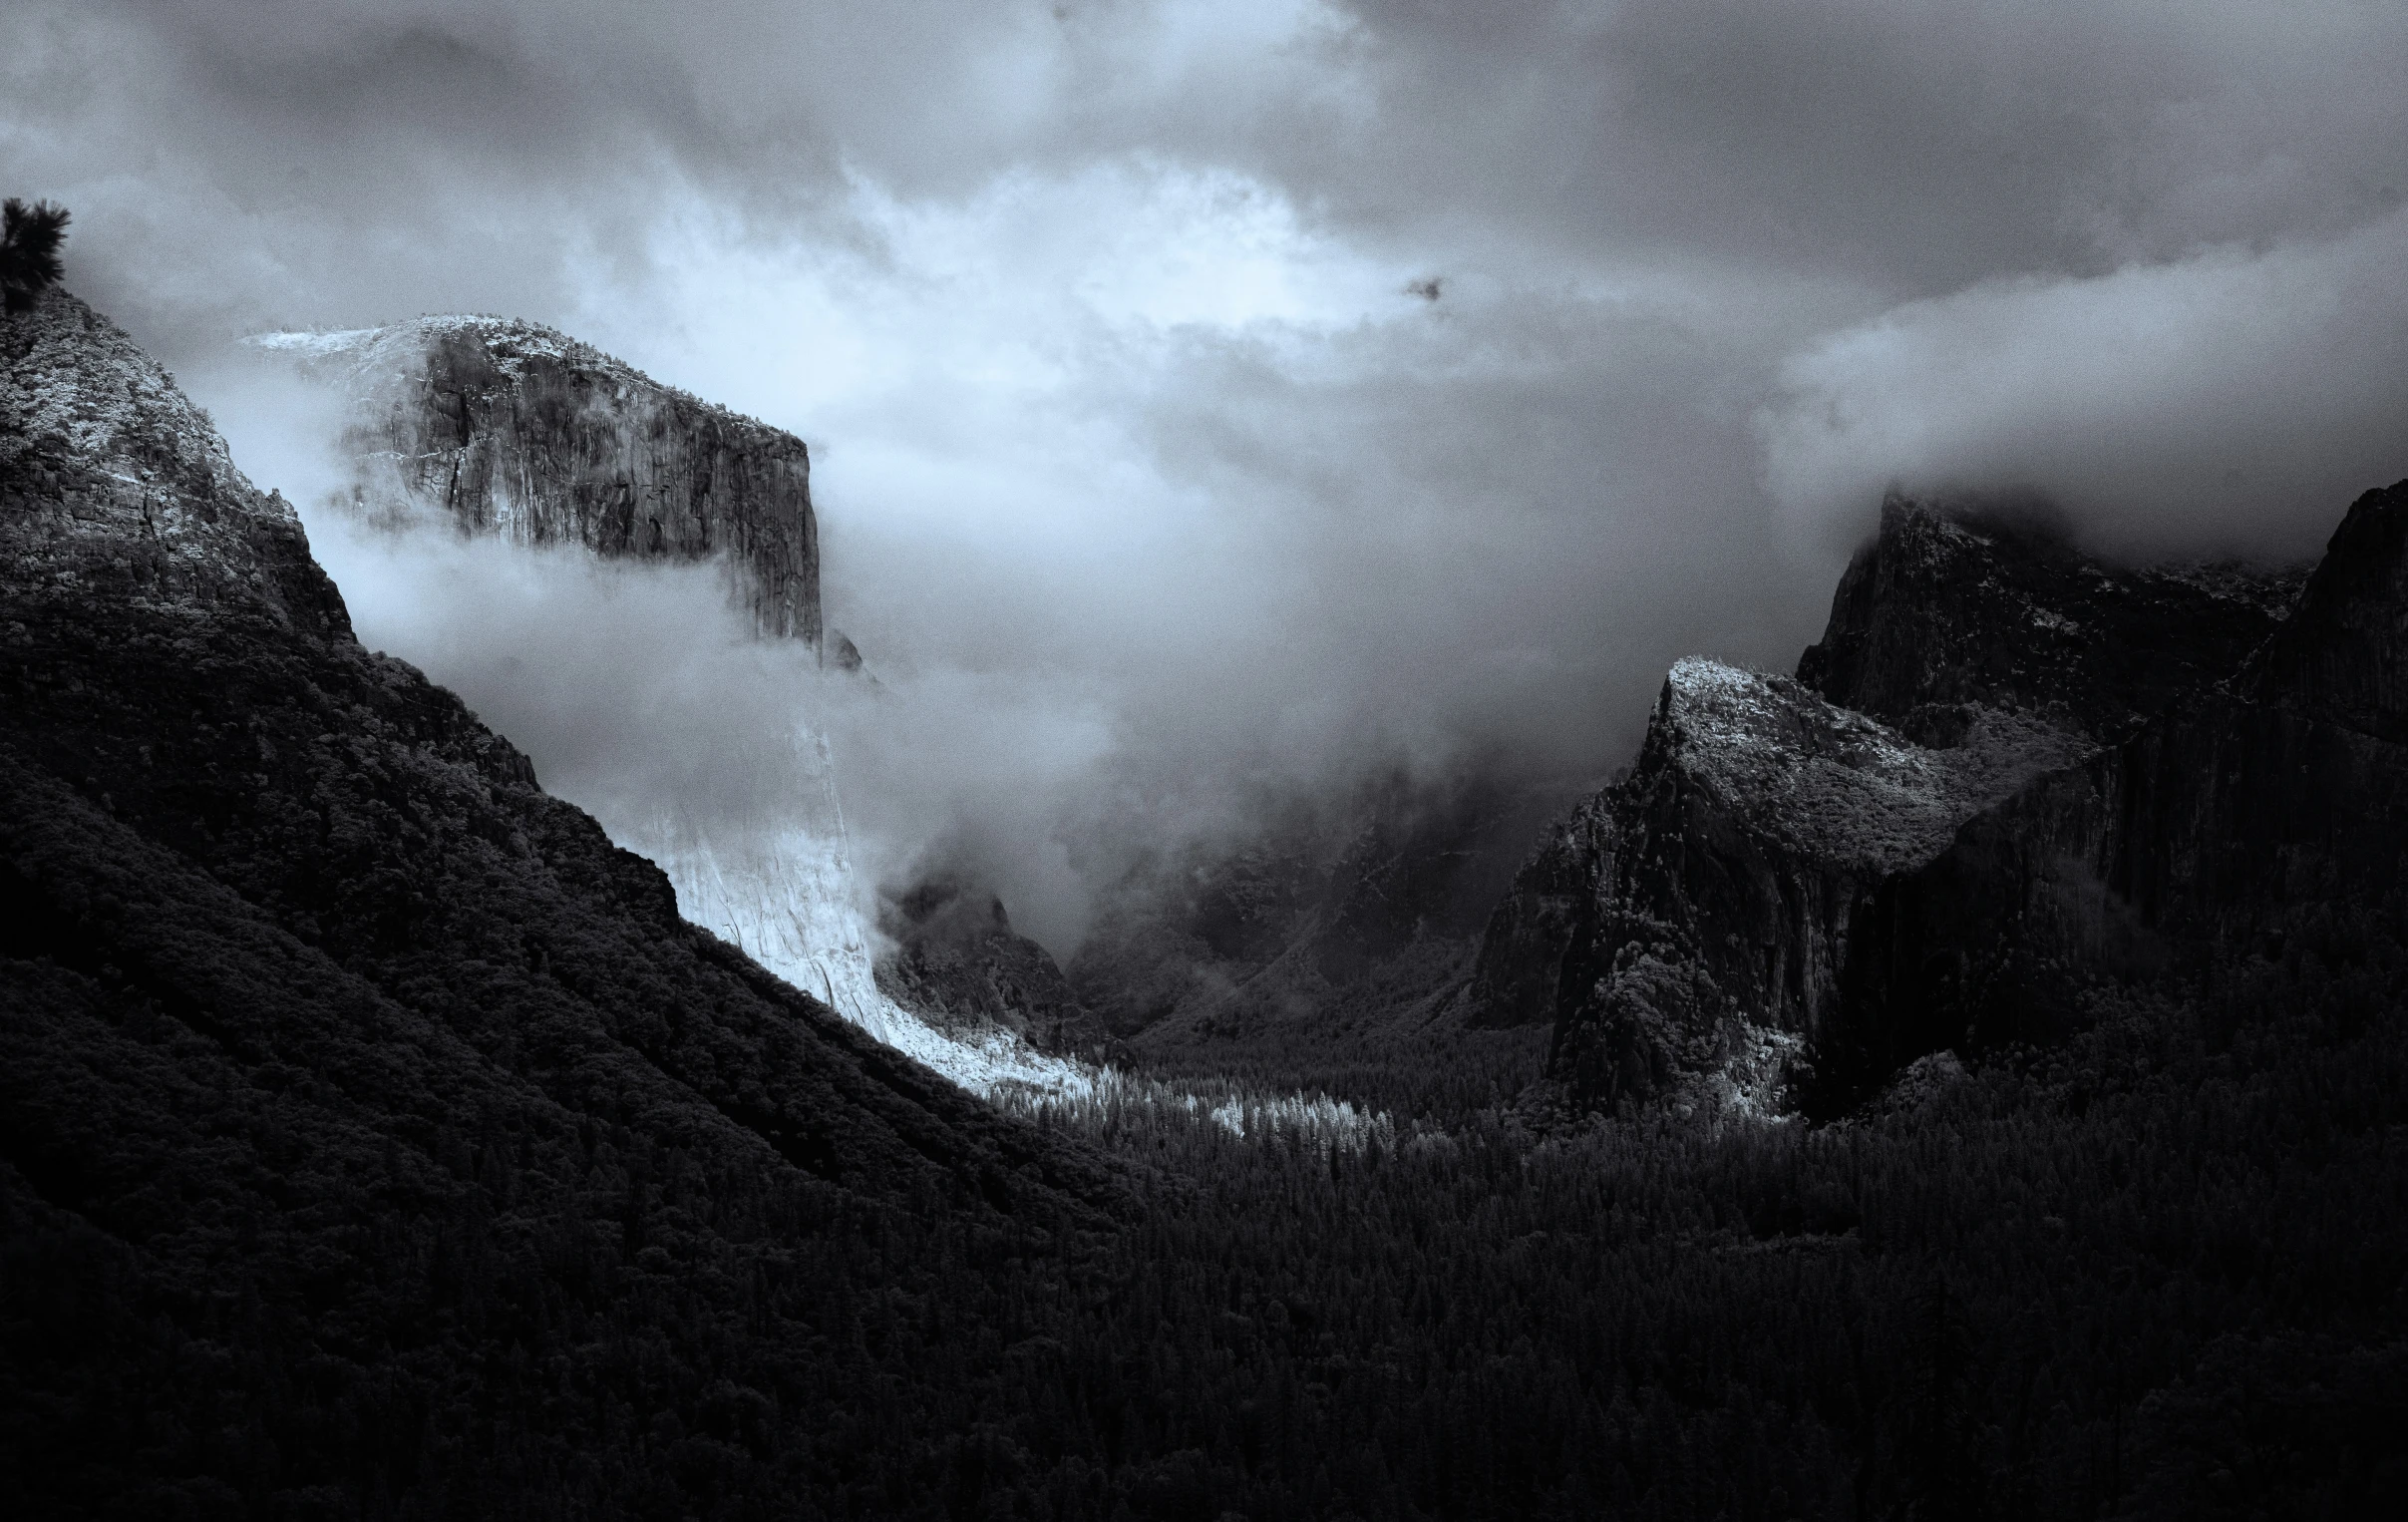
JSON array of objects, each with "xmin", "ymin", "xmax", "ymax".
[
  {"xmin": 1469, "ymin": 493, "xmax": 2375, "ymax": 1118},
  {"xmin": 266, "ymin": 315, "xmax": 823, "ymax": 645},
  {"xmin": 1468, "ymin": 656, "xmax": 2089, "ymax": 1113},
  {"xmin": 1830, "ymin": 485, "xmax": 2408, "ymax": 1106}
]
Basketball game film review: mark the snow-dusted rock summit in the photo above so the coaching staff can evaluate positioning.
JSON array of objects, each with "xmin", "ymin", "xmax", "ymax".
[
  {"xmin": 254, "ymin": 315, "xmax": 823, "ymax": 647},
  {"xmin": 1472, "ymin": 496, "xmax": 2325, "ymax": 1120},
  {"xmin": 1469, "ymin": 654, "xmax": 2088, "ymax": 1118}
]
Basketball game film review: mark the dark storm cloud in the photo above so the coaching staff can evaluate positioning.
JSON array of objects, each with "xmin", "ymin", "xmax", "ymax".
[
  {"xmin": 3, "ymin": 2, "xmax": 803, "ymax": 350},
  {"xmin": 1287, "ymin": 1, "xmax": 2408, "ymax": 294},
  {"xmin": 22, "ymin": 2, "xmax": 2408, "ymax": 331},
  {"xmin": 12, "ymin": 0, "xmax": 2408, "ymax": 947}
]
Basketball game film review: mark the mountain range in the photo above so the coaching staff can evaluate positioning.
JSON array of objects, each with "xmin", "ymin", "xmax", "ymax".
[{"xmin": 6, "ymin": 284, "xmax": 2404, "ymax": 1519}]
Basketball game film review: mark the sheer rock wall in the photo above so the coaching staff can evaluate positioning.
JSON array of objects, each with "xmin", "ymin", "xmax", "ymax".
[
  {"xmin": 1471, "ymin": 496, "xmax": 2324, "ymax": 1117},
  {"xmin": 1830, "ymin": 483, "xmax": 2408, "ymax": 1108},
  {"xmin": 285, "ymin": 316, "xmax": 822, "ymax": 645}
]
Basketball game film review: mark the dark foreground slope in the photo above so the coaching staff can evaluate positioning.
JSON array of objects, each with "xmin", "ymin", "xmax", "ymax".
[{"xmin": 0, "ymin": 289, "xmax": 1118, "ymax": 1514}]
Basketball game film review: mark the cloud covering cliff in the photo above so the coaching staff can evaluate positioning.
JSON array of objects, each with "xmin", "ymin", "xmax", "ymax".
[{"xmin": 12, "ymin": 0, "xmax": 2406, "ymax": 948}]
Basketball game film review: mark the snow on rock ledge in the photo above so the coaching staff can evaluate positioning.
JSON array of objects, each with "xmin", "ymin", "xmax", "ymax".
[
  {"xmin": 251, "ymin": 316, "xmax": 823, "ymax": 647},
  {"xmin": 1474, "ymin": 656, "xmax": 2089, "ymax": 1120}
]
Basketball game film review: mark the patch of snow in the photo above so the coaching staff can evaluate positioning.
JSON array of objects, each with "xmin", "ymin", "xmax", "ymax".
[
  {"xmin": 627, "ymin": 725, "xmax": 1392, "ymax": 1150},
  {"xmin": 1662, "ymin": 657, "xmax": 2090, "ymax": 874},
  {"xmin": 248, "ymin": 314, "xmax": 775, "ymax": 436},
  {"xmin": 244, "ymin": 328, "xmax": 380, "ymax": 359}
]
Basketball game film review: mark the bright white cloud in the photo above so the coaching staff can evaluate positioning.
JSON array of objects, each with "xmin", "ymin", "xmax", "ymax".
[{"xmin": 1759, "ymin": 207, "xmax": 2408, "ymax": 560}]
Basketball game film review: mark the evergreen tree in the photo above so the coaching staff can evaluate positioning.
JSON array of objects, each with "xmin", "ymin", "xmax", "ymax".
[{"xmin": 1, "ymin": 198, "xmax": 70, "ymax": 313}]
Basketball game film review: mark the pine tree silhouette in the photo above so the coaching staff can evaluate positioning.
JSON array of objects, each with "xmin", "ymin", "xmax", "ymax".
[{"xmin": 1, "ymin": 198, "xmax": 71, "ymax": 314}]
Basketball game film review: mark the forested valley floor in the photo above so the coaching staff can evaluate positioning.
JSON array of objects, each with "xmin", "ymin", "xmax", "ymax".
[{"xmin": 10, "ymin": 908, "xmax": 2403, "ymax": 1521}]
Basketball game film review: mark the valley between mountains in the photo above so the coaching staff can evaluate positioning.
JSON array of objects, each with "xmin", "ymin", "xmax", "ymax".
[{"xmin": 6, "ymin": 285, "xmax": 2406, "ymax": 1520}]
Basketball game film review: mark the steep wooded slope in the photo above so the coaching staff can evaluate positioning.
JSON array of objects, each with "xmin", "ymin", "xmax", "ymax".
[{"xmin": 0, "ymin": 288, "xmax": 1117, "ymax": 1514}]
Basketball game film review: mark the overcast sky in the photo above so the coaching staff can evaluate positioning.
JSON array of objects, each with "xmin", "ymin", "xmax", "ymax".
[{"xmin": 9, "ymin": 0, "xmax": 2407, "ymax": 946}]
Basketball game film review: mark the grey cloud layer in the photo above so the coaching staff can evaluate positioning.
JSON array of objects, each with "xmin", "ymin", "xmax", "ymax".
[
  {"xmin": 22, "ymin": 3, "xmax": 2408, "ymax": 325},
  {"xmin": 11, "ymin": 0, "xmax": 2405, "ymax": 944}
]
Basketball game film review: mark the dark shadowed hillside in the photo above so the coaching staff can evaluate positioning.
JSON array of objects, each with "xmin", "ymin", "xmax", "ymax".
[{"xmin": 0, "ymin": 287, "xmax": 1122, "ymax": 1515}]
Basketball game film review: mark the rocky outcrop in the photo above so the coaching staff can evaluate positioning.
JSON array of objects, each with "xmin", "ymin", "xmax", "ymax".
[
  {"xmin": 2245, "ymin": 483, "xmax": 2408, "ymax": 742},
  {"xmin": 4, "ymin": 293, "xmax": 356, "ymax": 652},
  {"xmin": 1827, "ymin": 483, "xmax": 2408, "ymax": 1109},
  {"xmin": 1483, "ymin": 659, "xmax": 2087, "ymax": 1113},
  {"xmin": 261, "ymin": 316, "xmax": 824, "ymax": 645},
  {"xmin": 1474, "ymin": 496, "xmax": 2318, "ymax": 1117},
  {"xmin": 876, "ymin": 878, "xmax": 1105, "ymax": 1058},
  {"xmin": 1799, "ymin": 494, "xmax": 2302, "ymax": 745}
]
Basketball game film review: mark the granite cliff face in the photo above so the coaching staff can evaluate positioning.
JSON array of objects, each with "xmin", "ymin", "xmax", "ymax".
[
  {"xmin": 1798, "ymin": 497, "xmax": 2304, "ymax": 745},
  {"xmin": 1827, "ymin": 483, "xmax": 2408, "ymax": 1108},
  {"xmin": 262, "ymin": 316, "xmax": 823, "ymax": 646},
  {"xmin": 1471, "ymin": 658, "xmax": 2088, "ymax": 1113},
  {"xmin": 1472, "ymin": 496, "xmax": 2332, "ymax": 1117}
]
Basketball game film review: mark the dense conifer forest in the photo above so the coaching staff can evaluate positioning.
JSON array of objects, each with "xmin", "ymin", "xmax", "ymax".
[{"xmin": 9, "ymin": 887, "xmax": 2405, "ymax": 1518}]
